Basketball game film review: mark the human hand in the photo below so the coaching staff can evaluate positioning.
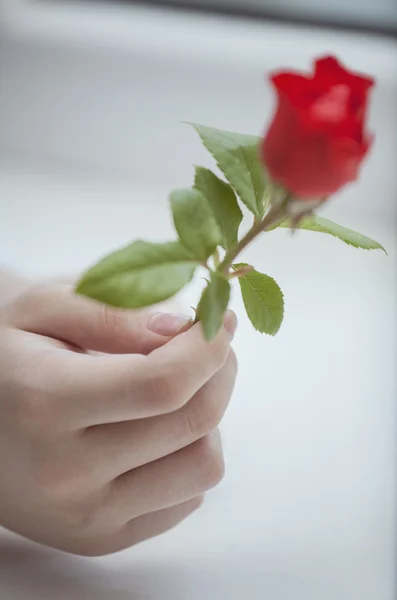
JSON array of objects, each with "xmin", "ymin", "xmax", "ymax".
[{"xmin": 0, "ymin": 282, "xmax": 237, "ymax": 555}]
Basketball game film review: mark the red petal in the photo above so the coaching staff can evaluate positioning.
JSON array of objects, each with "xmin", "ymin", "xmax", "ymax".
[
  {"xmin": 270, "ymin": 72, "xmax": 313, "ymax": 108},
  {"xmin": 314, "ymin": 55, "xmax": 375, "ymax": 94}
]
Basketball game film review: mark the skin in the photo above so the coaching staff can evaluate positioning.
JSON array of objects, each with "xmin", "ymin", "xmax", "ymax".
[{"xmin": 0, "ymin": 269, "xmax": 237, "ymax": 556}]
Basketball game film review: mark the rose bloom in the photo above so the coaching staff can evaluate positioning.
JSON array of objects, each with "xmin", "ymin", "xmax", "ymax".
[{"xmin": 261, "ymin": 55, "xmax": 375, "ymax": 200}]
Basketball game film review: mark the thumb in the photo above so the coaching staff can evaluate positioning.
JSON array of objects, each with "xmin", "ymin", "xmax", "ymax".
[{"xmin": 9, "ymin": 284, "xmax": 192, "ymax": 354}]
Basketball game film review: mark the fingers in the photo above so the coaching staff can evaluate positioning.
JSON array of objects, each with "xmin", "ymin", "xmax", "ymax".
[
  {"xmin": 115, "ymin": 497, "xmax": 203, "ymax": 553},
  {"xmin": 72, "ymin": 497, "xmax": 203, "ymax": 556},
  {"xmin": 106, "ymin": 430, "xmax": 224, "ymax": 524},
  {"xmin": 9, "ymin": 284, "xmax": 192, "ymax": 354},
  {"xmin": 57, "ymin": 311, "xmax": 237, "ymax": 427},
  {"xmin": 83, "ymin": 350, "xmax": 237, "ymax": 481}
]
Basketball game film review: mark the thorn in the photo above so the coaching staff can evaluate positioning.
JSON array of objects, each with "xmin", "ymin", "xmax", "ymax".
[{"xmin": 230, "ymin": 265, "xmax": 254, "ymax": 278}]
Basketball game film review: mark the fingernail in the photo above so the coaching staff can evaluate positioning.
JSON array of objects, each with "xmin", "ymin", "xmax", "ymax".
[
  {"xmin": 224, "ymin": 310, "xmax": 238, "ymax": 339},
  {"xmin": 147, "ymin": 312, "xmax": 192, "ymax": 336}
]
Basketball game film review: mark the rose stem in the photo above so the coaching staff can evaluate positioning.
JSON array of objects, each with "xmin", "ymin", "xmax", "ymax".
[
  {"xmin": 192, "ymin": 198, "xmax": 288, "ymax": 325},
  {"xmin": 217, "ymin": 201, "xmax": 287, "ymax": 274}
]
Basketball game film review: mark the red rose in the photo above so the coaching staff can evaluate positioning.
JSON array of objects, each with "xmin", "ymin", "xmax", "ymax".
[{"xmin": 261, "ymin": 56, "xmax": 375, "ymax": 200}]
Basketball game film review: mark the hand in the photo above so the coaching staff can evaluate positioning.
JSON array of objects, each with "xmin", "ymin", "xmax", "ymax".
[{"xmin": 0, "ymin": 282, "xmax": 237, "ymax": 555}]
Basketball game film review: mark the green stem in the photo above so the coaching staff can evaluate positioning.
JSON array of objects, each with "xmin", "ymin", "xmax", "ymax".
[
  {"xmin": 192, "ymin": 196, "xmax": 289, "ymax": 326},
  {"xmin": 217, "ymin": 202, "xmax": 287, "ymax": 274}
]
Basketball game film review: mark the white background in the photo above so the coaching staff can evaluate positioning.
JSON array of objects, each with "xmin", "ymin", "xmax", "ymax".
[{"xmin": 0, "ymin": 2, "xmax": 396, "ymax": 599}]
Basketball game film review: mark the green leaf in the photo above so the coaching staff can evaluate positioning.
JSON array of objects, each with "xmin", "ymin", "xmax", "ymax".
[
  {"xmin": 76, "ymin": 241, "xmax": 199, "ymax": 308},
  {"xmin": 189, "ymin": 123, "xmax": 266, "ymax": 218},
  {"xmin": 197, "ymin": 272, "xmax": 231, "ymax": 341},
  {"xmin": 194, "ymin": 166, "xmax": 243, "ymax": 251},
  {"xmin": 279, "ymin": 214, "xmax": 387, "ymax": 253},
  {"xmin": 170, "ymin": 188, "xmax": 222, "ymax": 261},
  {"xmin": 235, "ymin": 264, "xmax": 284, "ymax": 335}
]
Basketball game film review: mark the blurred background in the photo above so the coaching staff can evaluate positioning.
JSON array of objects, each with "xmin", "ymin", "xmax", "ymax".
[{"xmin": 0, "ymin": 2, "xmax": 396, "ymax": 600}]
